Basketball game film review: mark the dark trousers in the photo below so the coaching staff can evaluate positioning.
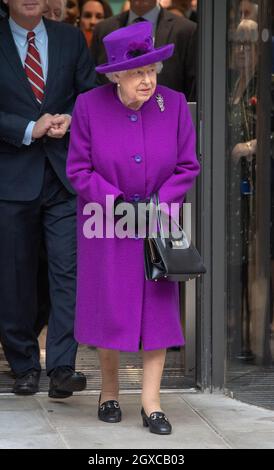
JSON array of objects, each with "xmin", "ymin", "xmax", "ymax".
[
  {"xmin": 34, "ymin": 243, "xmax": 50, "ymax": 337},
  {"xmin": 0, "ymin": 159, "xmax": 77, "ymax": 375}
]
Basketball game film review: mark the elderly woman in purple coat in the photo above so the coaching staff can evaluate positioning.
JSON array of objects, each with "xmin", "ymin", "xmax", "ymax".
[{"xmin": 67, "ymin": 21, "xmax": 200, "ymax": 435}]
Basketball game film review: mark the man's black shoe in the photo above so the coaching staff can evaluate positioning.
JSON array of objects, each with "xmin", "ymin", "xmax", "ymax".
[
  {"xmin": 13, "ymin": 369, "xmax": 40, "ymax": 395},
  {"xmin": 48, "ymin": 366, "xmax": 87, "ymax": 399}
]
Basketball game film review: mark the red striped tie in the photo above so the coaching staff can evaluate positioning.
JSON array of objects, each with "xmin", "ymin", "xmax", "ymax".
[{"xmin": 24, "ymin": 31, "xmax": 45, "ymax": 104}]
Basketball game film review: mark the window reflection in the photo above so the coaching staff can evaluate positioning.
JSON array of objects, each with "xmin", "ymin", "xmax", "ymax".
[
  {"xmin": 226, "ymin": 0, "xmax": 274, "ymax": 398},
  {"xmin": 227, "ymin": 16, "xmax": 258, "ymax": 363},
  {"xmin": 271, "ymin": 15, "xmax": 274, "ymax": 342}
]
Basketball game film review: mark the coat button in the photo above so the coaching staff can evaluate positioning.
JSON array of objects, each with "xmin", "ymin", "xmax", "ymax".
[
  {"xmin": 129, "ymin": 114, "xmax": 138, "ymax": 122},
  {"xmin": 134, "ymin": 155, "xmax": 142, "ymax": 163},
  {"xmin": 132, "ymin": 194, "xmax": 140, "ymax": 202}
]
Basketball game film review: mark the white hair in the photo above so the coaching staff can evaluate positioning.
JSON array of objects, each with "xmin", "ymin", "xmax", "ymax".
[
  {"xmin": 45, "ymin": 0, "xmax": 66, "ymax": 21},
  {"xmin": 105, "ymin": 62, "xmax": 163, "ymax": 83}
]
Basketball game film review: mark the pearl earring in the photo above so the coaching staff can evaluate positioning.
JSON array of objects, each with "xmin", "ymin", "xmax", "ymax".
[{"xmin": 117, "ymin": 83, "xmax": 121, "ymax": 87}]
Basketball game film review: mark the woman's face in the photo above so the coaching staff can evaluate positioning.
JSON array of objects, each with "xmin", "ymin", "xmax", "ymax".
[
  {"xmin": 80, "ymin": 0, "xmax": 104, "ymax": 33},
  {"xmin": 117, "ymin": 64, "xmax": 157, "ymax": 107},
  {"xmin": 64, "ymin": 0, "xmax": 79, "ymax": 24}
]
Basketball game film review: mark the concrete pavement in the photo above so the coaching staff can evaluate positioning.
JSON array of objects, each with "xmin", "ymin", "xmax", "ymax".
[{"xmin": 0, "ymin": 391, "xmax": 274, "ymax": 449}]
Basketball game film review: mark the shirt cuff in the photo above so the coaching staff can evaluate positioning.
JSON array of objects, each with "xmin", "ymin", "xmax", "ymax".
[{"xmin": 23, "ymin": 121, "xmax": 36, "ymax": 145}]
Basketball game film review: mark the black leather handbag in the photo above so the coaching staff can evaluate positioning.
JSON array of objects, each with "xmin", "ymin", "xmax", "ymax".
[{"xmin": 144, "ymin": 194, "xmax": 206, "ymax": 282}]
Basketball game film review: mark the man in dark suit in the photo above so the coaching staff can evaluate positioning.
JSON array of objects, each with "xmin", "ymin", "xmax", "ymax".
[
  {"xmin": 0, "ymin": 0, "xmax": 95, "ymax": 397},
  {"xmin": 0, "ymin": 0, "xmax": 7, "ymax": 17},
  {"xmin": 91, "ymin": 0, "xmax": 197, "ymax": 101}
]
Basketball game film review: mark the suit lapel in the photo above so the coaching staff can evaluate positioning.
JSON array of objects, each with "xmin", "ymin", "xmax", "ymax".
[
  {"xmin": 40, "ymin": 18, "xmax": 61, "ymax": 112},
  {"xmin": 154, "ymin": 8, "xmax": 174, "ymax": 48},
  {"xmin": 0, "ymin": 18, "xmax": 39, "ymax": 108}
]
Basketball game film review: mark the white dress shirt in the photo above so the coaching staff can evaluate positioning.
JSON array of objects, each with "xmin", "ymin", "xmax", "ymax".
[{"xmin": 9, "ymin": 17, "xmax": 48, "ymax": 145}]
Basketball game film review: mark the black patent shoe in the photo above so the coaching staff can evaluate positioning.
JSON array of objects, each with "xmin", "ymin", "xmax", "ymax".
[
  {"xmin": 48, "ymin": 366, "xmax": 86, "ymax": 399},
  {"xmin": 13, "ymin": 369, "xmax": 40, "ymax": 395},
  {"xmin": 141, "ymin": 407, "xmax": 172, "ymax": 435},
  {"xmin": 98, "ymin": 394, "xmax": 122, "ymax": 423}
]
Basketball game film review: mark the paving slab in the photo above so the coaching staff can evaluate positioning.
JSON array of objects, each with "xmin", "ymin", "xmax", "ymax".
[{"xmin": 0, "ymin": 392, "xmax": 274, "ymax": 449}]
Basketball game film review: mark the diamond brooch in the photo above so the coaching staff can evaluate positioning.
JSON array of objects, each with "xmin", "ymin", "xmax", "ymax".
[{"xmin": 156, "ymin": 93, "xmax": 165, "ymax": 112}]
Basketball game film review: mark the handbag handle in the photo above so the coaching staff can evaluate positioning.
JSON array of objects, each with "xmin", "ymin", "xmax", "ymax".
[
  {"xmin": 155, "ymin": 193, "xmax": 166, "ymax": 246},
  {"xmin": 148, "ymin": 193, "xmax": 166, "ymax": 247},
  {"xmin": 150, "ymin": 193, "xmax": 190, "ymax": 248}
]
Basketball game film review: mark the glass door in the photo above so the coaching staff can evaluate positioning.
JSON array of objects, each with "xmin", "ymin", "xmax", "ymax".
[{"xmin": 225, "ymin": 0, "xmax": 274, "ymax": 409}]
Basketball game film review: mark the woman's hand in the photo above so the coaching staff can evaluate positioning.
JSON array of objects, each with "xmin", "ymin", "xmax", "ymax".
[{"xmin": 232, "ymin": 139, "xmax": 257, "ymax": 163}]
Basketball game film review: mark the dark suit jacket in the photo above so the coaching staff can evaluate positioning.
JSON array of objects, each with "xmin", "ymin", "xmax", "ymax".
[
  {"xmin": 91, "ymin": 7, "xmax": 197, "ymax": 101},
  {"xmin": 0, "ymin": 17, "xmax": 95, "ymax": 201}
]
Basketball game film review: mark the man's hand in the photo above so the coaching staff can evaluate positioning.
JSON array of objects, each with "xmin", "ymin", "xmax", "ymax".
[
  {"xmin": 32, "ymin": 113, "xmax": 55, "ymax": 139},
  {"xmin": 47, "ymin": 114, "xmax": 71, "ymax": 139}
]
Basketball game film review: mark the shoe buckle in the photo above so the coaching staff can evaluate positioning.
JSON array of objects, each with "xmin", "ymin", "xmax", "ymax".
[{"xmin": 151, "ymin": 412, "xmax": 169, "ymax": 421}]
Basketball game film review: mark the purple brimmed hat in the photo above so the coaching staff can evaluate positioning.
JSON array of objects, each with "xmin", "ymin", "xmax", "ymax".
[{"xmin": 95, "ymin": 21, "xmax": 174, "ymax": 74}]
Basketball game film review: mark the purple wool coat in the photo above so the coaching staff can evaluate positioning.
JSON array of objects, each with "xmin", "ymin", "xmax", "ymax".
[{"xmin": 66, "ymin": 83, "xmax": 200, "ymax": 352}]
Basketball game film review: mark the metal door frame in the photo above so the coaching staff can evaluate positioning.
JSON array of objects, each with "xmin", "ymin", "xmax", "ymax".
[
  {"xmin": 184, "ymin": 104, "xmax": 198, "ymax": 379},
  {"xmin": 196, "ymin": 0, "xmax": 228, "ymax": 390}
]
